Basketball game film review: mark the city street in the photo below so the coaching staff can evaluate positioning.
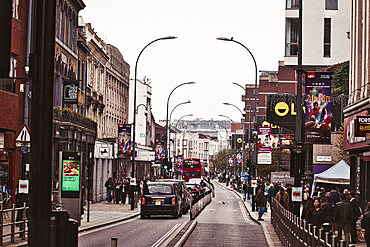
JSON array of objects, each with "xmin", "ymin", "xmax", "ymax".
[
  {"xmin": 78, "ymin": 212, "xmax": 189, "ymax": 247},
  {"xmin": 78, "ymin": 182, "xmax": 268, "ymax": 247}
]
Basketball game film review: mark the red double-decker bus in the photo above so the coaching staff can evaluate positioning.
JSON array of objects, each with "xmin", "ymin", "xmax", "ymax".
[{"xmin": 183, "ymin": 158, "xmax": 203, "ymax": 182}]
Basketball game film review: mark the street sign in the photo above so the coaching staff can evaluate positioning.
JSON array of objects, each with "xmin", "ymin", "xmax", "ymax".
[
  {"xmin": 292, "ymin": 187, "xmax": 302, "ymax": 202},
  {"xmin": 14, "ymin": 124, "xmax": 31, "ymax": 143},
  {"xmin": 251, "ymin": 179, "xmax": 257, "ymax": 188}
]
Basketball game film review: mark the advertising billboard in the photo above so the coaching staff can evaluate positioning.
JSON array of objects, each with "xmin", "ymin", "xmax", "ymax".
[
  {"xmin": 258, "ymin": 127, "xmax": 272, "ymax": 164},
  {"xmin": 61, "ymin": 152, "xmax": 80, "ymax": 194},
  {"xmin": 228, "ymin": 155, "xmax": 234, "ymax": 167},
  {"xmin": 305, "ymin": 71, "xmax": 331, "ymax": 144},
  {"xmin": 235, "ymin": 151, "xmax": 242, "ymax": 164},
  {"xmin": 118, "ymin": 124, "xmax": 132, "ymax": 155},
  {"xmin": 155, "ymin": 140, "xmax": 165, "ymax": 160}
]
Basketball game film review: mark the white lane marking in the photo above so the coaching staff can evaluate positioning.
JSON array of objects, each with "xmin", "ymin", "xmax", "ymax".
[
  {"xmin": 239, "ymin": 201, "xmax": 253, "ymax": 224},
  {"xmin": 78, "ymin": 217, "xmax": 138, "ymax": 236},
  {"xmin": 151, "ymin": 223, "xmax": 182, "ymax": 247}
]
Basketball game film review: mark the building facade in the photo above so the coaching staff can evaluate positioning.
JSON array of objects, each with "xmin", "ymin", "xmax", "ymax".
[{"xmin": 343, "ymin": 0, "xmax": 370, "ymax": 210}]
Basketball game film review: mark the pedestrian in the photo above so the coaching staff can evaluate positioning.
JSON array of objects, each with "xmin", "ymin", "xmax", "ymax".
[
  {"xmin": 248, "ymin": 181, "xmax": 253, "ymax": 205},
  {"xmin": 242, "ymin": 180, "xmax": 248, "ymax": 201},
  {"xmin": 286, "ymin": 184, "xmax": 293, "ymax": 212},
  {"xmin": 276, "ymin": 187, "xmax": 289, "ymax": 210},
  {"xmin": 255, "ymin": 184, "xmax": 266, "ymax": 221},
  {"xmin": 329, "ymin": 185, "xmax": 340, "ymax": 204},
  {"xmin": 114, "ymin": 180, "xmax": 122, "ymax": 204},
  {"xmin": 302, "ymin": 197, "xmax": 314, "ymax": 221},
  {"xmin": 121, "ymin": 179, "xmax": 127, "ymax": 204},
  {"xmin": 125, "ymin": 179, "xmax": 131, "ymax": 205},
  {"xmin": 268, "ymin": 183, "xmax": 275, "ymax": 207},
  {"xmin": 321, "ymin": 195, "xmax": 335, "ymax": 230},
  {"xmin": 361, "ymin": 202, "xmax": 370, "ymax": 247},
  {"xmin": 334, "ymin": 193, "xmax": 352, "ymax": 245},
  {"xmin": 143, "ymin": 179, "xmax": 149, "ymax": 196},
  {"xmin": 306, "ymin": 198, "xmax": 322, "ymax": 227},
  {"xmin": 350, "ymin": 191, "xmax": 362, "ymax": 244},
  {"xmin": 104, "ymin": 177, "xmax": 114, "ymax": 203},
  {"xmin": 302, "ymin": 188, "xmax": 309, "ymax": 207}
]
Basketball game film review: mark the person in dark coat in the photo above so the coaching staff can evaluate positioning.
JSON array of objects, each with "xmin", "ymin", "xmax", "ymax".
[
  {"xmin": 334, "ymin": 193, "xmax": 353, "ymax": 245},
  {"xmin": 321, "ymin": 195, "xmax": 335, "ymax": 230},
  {"xmin": 105, "ymin": 177, "xmax": 114, "ymax": 203},
  {"xmin": 255, "ymin": 184, "xmax": 266, "ymax": 221},
  {"xmin": 302, "ymin": 197, "xmax": 314, "ymax": 221},
  {"xmin": 114, "ymin": 180, "xmax": 122, "ymax": 204},
  {"xmin": 350, "ymin": 191, "xmax": 362, "ymax": 244},
  {"xmin": 361, "ymin": 202, "xmax": 370, "ymax": 247},
  {"xmin": 121, "ymin": 179, "xmax": 127, "ymax": 204},
  {"xmin": 306, "ymin": 198, "xmax": 322, "ymax": 227}
]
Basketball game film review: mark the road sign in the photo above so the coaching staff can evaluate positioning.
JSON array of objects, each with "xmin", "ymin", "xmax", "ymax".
[
  {"xmin": 251, "ymin": 179, "xmax": 257, "ymax": 188},
  {"xmin": 14, "ymin": 124, "xmax": 31, "ymax": 143}
]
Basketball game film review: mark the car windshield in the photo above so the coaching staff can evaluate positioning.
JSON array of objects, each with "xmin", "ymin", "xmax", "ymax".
[{"xmin": 148, "ymin": 184, "xmax": 173, "ymax": 195}]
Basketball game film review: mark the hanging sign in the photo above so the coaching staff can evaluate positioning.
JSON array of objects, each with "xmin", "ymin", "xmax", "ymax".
[
  {"xmin": 258, "ymin": 127, "xmax": 272, "ymax": 164},
  {"xmin": 63, "ymin": 80, "xmax": 79, "ymax": 104},
  {"xmin": 305, "ymin": 71, "xmax": 332, "ymax": 144}
]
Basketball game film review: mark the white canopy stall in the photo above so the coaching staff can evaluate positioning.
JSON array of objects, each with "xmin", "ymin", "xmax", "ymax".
[{"xmin": 312, "ymin": 160, "xmax": 350, "ymax": 195}]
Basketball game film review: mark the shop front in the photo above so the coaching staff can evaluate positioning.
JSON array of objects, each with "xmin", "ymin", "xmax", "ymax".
[{"xmin": 344, "ymin": 109, "xmax": 370, "ymax": 210}]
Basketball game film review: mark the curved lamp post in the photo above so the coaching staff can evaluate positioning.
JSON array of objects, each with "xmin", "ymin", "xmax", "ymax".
[
  {"xmin": 219, "ymin": 114, "xmax": 236, "ymax": 176},
  {"xmin": 217, "ymin": 37, "xmax": 258, "ymax": 165},
  {"xmin": 165, "ymin": 82, "xmax": 196, "ymax": 164},
  {"xmin": 212, "ymin": 122, "xmax": 230, "ymax": 178},
  {"xmin": 223, "ymin": 103, "xmax": 245, "ymax": 174},
  {"xmin": 132, "ymin": 36, "xmax": 177, "ymax": 210},
  {"xmin": 168, "ymin": 100, "xmax": 191, "ymax": 170},
  {"xmin": 174, "ymin": 114, "xmax": 193, "ymax": 158}
]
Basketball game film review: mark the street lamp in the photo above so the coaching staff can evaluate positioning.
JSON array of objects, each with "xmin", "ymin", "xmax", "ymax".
[
  {"xmin": 217, "ymin": 37, "xmax": 258, "ymax": 165},
  {"xmin": 132, "ymin": 36, "xmax": 177, "ymax": 210},
  {"xmin": 223, "ymin": 102, "xmax": 245, "ymax": 174},
  {"xmin": 168, "ymin": 100, "xmax": 191, "ymax": 170},
  {"xmin": 165, "ymin": 82, "xmax": 196, "ymax": 164},
  {"xmin": 213, "ymin": 122, "xmax": 230, "ymax": 178},
  {"xmin": 219, "ymin": 115, "xmax": 236, "ymax": 176},
  {"xmin": 174, "ymin": 114, "xmax": 193, "ymax": 158}
]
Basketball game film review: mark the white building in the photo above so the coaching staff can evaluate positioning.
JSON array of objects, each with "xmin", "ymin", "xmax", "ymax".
[{"xmin": 284, "ymin": 0, "xmax": 350, "ymax": 69}]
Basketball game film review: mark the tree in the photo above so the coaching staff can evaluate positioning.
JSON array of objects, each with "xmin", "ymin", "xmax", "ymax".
[
  {"xmin": 333, "ymin": 124, "xmax": 349, "ymax": 164},
  {"xmin": 213, "ymin": 149, "xmax": 228, "ymax": 171},
  {"xmin": 325, "ymin": 61, "xmax": 349, "ymax": 95}
]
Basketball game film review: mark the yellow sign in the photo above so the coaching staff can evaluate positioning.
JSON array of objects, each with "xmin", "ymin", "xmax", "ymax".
[
  {"xmin": 237, "ymin": 138, "xmax": 242, "ymax": 143},
  {"xmin": 274, "ymin": 102, "xmax": 305, "ymax": 117}
]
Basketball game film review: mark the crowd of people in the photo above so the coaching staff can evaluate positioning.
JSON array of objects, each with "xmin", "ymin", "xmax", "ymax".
[{"xmin": 104, "ymin": 177, "xmax": 150, "ymax": 205}]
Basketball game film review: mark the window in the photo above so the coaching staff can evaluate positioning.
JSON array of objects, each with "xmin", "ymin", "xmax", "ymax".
[
  {"xmin": 12, "ymin": 0, "xmax": 19, "ymax": 19},
  {"xmin": 286, "ymin": 0, "xmax": 299, "ymax": 9},
  {"xmin": 324, "ymin": 18, "xmax": 331, "ymax": 57},
  {"xmin": 325, "ymin": 0, "xmax": 338, "ymax": 10},
  {"xmin": 285, "ymin": 18, "xmax": 299, "ymax": 56}
]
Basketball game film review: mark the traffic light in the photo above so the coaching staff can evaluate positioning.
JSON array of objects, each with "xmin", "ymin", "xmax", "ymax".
[
  {"xmin": 163, "ymin": 158, "xmax": 168, "ymax": 170},
  {"xmin": 168, "ymin": 162, "xmax": 173, "ymax": 172}
]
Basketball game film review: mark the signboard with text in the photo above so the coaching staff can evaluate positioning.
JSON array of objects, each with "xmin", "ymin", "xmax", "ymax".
[
  {"xmin": 118, "ymin": 124, "xmax": 132, "ymax": 156},
  {"xmin": 355, "ymin": 116, "xmax": 370, "ymax": 137},
  {"xmin": 258, "ymin": 127, "xmax": 272, "ymax": 164}
]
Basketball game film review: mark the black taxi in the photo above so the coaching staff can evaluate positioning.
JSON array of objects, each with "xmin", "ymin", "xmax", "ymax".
[{"xmin": 140, "ymin": 181, "xmax": 182, "ymax": 219}]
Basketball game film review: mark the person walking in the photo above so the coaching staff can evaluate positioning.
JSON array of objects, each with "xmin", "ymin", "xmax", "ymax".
[
  {"xmin": 321, "ymin": 195, "xmax": 335, "ymax": 230},
  {"xmin": 114, "ymin": 180, "xmax": 122, "ymax": 204},
  {"xmin": 105, "ymin": 177, "xmax": 114, "ymax": 203},
  {"xmin": 334, "ymin": 193, "xmax": 352, "ymax": 245},
  {"xmin": 361, "ymin": 202, "xmax": 370, "ymax": 247},
  {"xmin": 268, "ymin": 183, "xmax": 275, "ymax": 207},
  {"xmin": 276, "ymin": 187, "xmax": 289, "ymax": 210},
  {"xmin": 121, "ymin": 179, "xmax": 127, "ymax": 204},
  {"xmin": 242, "ymin": 181, "xmax": 248, "ymax": 201},
  {"xmin": 350, "ymin": 191, "xmax": 362, "ymax": 244},
  {"xmin": 306, "ymin": 198, "xmax": 323, "ymax": 227},
  {"xmin": 302, "ymin": 197, "xmax": 314, "ymax": 221},
  {"xmin": 255, "ymin": 184, "xmax": 266, "ymax": 221}
]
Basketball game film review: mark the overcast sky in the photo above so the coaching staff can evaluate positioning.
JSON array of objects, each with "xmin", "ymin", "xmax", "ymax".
[{"xmin": 80, "ymin": 0, "xmax": 286, "ymax": 123}]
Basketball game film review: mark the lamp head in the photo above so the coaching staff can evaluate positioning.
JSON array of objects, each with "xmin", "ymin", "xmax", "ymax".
[
  {"xmin": 216, "ymin": 37, "xmax": 232, "ymax": 41},
  {"xmin": 223, "ymin": 102, "xmax": 230, "ymax": 106},
  {"xmin": 164, "ymin": 36, "xmax": 177, "ymax": 40}
]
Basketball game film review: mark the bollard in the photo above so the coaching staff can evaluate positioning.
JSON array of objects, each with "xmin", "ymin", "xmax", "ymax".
[
  {"xmin": 339, "ymin": 239, "xmax": 346, "ymax": 247},
  {"xmin": 111, "ymin": 237, "xmax": 117, "ymax": 247}
]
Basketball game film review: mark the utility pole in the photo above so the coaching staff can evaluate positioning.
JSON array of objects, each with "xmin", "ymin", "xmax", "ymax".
[{"xmin": 29, "ymin": 0, "xmax": 56, "ymax": 245}]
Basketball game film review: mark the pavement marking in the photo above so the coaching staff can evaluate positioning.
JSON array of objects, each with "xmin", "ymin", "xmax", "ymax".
[
  {"xmin": 151, "ymin": 223, "xmax": 182, "ymax": 247},
  {"xmin": 239, "ymin": 201, "xmax": 253, "ymax": 224},
  {"xmin": 78, "ymin": 216, "xmax": 139, "ymax": 236}
]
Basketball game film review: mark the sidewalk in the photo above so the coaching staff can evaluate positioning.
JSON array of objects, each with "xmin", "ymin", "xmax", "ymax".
[
  {"xmin": 79, "ymin": 200, "xmax": 140, "ymax": 232},
  {"xmin": 215, "ymin": 181, "xmax": 367, "ymax": 247}
]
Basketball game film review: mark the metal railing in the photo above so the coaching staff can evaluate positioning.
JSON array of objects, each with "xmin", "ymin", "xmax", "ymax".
[
  {"xmin": 271, "ymin": 198, "xmax": 349, "ymax": 247},
  {"xmin": 0, "ymin": 202, "xmax": 28, "ymax": 245}
]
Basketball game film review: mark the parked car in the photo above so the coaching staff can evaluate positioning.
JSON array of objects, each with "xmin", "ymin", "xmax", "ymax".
[
  {"xmin": 140, "ymin": 181, "xmax": 182, "ymax": 219},
  {"xmin": 156, "ymin": 179, "xmax": 191, "ymax": 214}
]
